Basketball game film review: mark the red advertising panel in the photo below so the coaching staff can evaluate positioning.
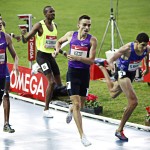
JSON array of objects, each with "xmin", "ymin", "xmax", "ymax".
[
  {"xmin": 142, "ymin": 40, "xmax": 150, "ymax": 83},
  {"xmin": 28, "ymin": 36, "xmax": 36, "ymax": 61},
  {"xmin": 8, "ymin": 63, "xmax": 47, "ymax": 102}
]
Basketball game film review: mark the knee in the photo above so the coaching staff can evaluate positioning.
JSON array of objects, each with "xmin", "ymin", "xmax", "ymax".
[
  {"xmin": 129, "ymin": 97, "xmax": 138, "ymax": 108},
  {"xmin": 73, "ymin": 101, "xmax": 80, "ymax": 110},
  {"xmin": 131, "ymin": 101, "xmax": 138, "ymax": 108}
]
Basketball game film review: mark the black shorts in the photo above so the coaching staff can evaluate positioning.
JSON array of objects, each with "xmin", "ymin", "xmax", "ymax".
[
  {"xmin": 36, "ymin": 51, "xmax": 60, "ymax": 76},
  {"xmin": 66, "ymin": 67, "xmax": 90, "ymax": 96},
  {"xmin": 114, "ymin": 68, "xmax": 136, "ymax": 82},
  {"xmin": 0, "ymin": 77, "xmax": 5, "ymax": 101}
]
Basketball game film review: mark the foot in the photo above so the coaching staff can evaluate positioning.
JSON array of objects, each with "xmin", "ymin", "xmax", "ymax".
[
  {"xmin": 66, "ymin": 105, "xmax": 73, "ymax": 124},
  {"xmin": 94, "ymin": 58, "xmax": 108, "ymax": 67},
  {"xmin": 115, "ymin": 130, "xmax": 128, "ymax": 141},
  {"xmin": 3, "ymin": 124, "xmax": 15, "ymax": 133},
  {"xmin": 81, "ymin": 134, "xmax": 92, "ymax": 147},
  {"xmin": 43, "ymin": 110, "xmax": 53, "ymax": 118}
]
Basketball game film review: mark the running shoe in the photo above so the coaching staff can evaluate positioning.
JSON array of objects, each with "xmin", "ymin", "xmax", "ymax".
[
  {"xmin": 94, "ymin": 58, "xmax": 108, "ymax": 67},
  {"xmin": 81, "ymin": 134, "xmax": 92, "ymax": 147},
  {"xmin": 3, "ymin": 124, "xmax": 15, "ymax": 133},
  {"xmin": 43, "ymin": 110, "xmax": 53, "ymax": 118},
  {"xmin": 115, "ymin": 130, "xmax": 128, "ymax": 141},
  {"xmin": 66, "ymin": 105, "xmax": 73, "ymax": 124}
]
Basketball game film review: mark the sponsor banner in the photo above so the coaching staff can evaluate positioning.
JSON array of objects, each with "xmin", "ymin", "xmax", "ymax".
[
  {"xmin": 8, "ymin": 63, "xmax": 47, "ymax": 101},
  {"xmin": 28, "ymin": 36, "xmax": 36, "ymax": 61}
]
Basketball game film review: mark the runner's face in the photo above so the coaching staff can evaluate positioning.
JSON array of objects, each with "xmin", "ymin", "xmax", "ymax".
[
  {"xmin": 137, "ymin": 42, "xmax": 148, "ymax": 52},
  {"xmin": 78, "ymin": 19, "xmax": 91, "ymax": 36},
  {"xmin": 45, "ymin": 7, "xmax": 55, "ymax": 20}
]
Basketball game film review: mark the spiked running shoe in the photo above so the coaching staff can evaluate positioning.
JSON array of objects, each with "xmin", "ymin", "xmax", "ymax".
[
  {"xmin": 115, "ymin": 130, "xmax": 128, "ymax": 141},
  {"xmin": 3, "ymin": 124, "xmax": 15, "ymax": 133}
]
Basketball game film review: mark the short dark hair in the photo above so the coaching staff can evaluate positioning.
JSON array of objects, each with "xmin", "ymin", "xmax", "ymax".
[
  {"xmin": 78, "ymin": 15, "xmax": 91, "ymax": 22},
  {"xmin": 136, "ymin": 33, "xmax": 149, "ymax": 43},
  {"xmin": 43, "ymin": 6, "xmax": 52, "ymax": 14}
]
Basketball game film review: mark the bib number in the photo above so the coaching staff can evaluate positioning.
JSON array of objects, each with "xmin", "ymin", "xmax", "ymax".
[{"xmin": 118, "ymin": 70, "xmax": 126, "ymax": 79}]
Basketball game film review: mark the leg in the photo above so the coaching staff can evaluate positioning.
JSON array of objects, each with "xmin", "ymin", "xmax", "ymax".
[
  {"xmin": 70, "ymin": 95, "xmax": 91, "ymax": 146},
  {"xmin": 44, "ymin": 73, "xmax": 56, "ymax": 111},
  {"xmin": 117, "ymin": 78, "xmax": 138, "ymax": 132},
  {"xmin": 99, "ymin": 66, "xmax": 122, "ymax": 98},
  {"xmin": 54, "ymin": 74, "xmax": 62, "ymax": 86},
  {"xmin": 115, "ymin": 78, "xmax": 138, "ymax": 141},
  {"xmin": 70, "ymin": 95, "xmax": 83, "ymax": 138},
  {"xmin": 3, "ymin": 92, "xmax": 10, "ymax": 125}
]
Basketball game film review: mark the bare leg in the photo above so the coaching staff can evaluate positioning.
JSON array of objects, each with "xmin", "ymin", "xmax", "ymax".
[
  {"xmin": 44, "ymin": 73, "xmax": 56, "ymax": 110},
  {"xmin": 54, "ymin": 74, "xmax": 62, "ymax": 86},
  {"xmin": 4, "ymin": 81, "xmax": 10, "ymax": 124},
  {"xmin": 70, "ymin": 95, "xmax": 83, "ymax": 138},
  {"xmin": 3, "ymin": 94, "xmax": 10, "ymax": 125},
  {"xmin": 117, "ymin": 78, "xmax": 138, "ymax": 132}
]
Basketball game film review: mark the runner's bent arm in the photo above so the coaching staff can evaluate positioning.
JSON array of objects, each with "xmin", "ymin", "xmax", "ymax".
[{"xmin": 21, "ymin": 22, "xmax": 41, "ymax": 43}]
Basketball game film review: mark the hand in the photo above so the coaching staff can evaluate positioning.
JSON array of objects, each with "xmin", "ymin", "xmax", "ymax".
[
  {"xmin": 52, "ymin": 51, "xmax": 59, "ymax": 58},
  {"xmin": 107, "ymin": 61, "xmax": 115, "ymax": 73},
  {"xmin": 67, "ymin": 55, "xmax": 78, "ymax": 61},
  {"xmin": 14, "ymin": 35, "xmax": 22, "ymax": 42},
  {"xmin": 21, "ymin": 29, "xmax": 27, "ymax": 35},
  {"xmin": 13, "ymin": 66, "xmax": 19, "ymax": 76},
  {"xmin": 142, "ymin": 69, "xmax": 149, "ymax": 76}
]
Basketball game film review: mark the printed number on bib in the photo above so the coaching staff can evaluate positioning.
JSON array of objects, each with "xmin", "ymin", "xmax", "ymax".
[
  {"xmin": 71, "ymin": 45, "xmax": 88, "ymax": 58},
  {"xmin": 0, "ymin": 49, "xmax": 5, "ymax": 64},
  {"xmin": 66, "ymin": 81, "xmax": 71, "ymax": 90},
  {"xmin": 118, "ymin": 70, "xmax": 126, "ymax": 79}
]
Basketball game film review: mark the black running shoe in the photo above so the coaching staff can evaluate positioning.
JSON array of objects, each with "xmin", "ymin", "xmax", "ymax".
[{"xmin": 3, "ymin": 124, "xmax": 15, "ymax": 133}]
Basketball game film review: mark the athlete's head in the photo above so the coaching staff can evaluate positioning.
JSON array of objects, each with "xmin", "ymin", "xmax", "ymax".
[
  {"xmin": 136, "ymin": 33, "xmax": 149, "ymax": 43},
  {"xmin": 77, "ymin": 15, "xmax": 91, "ymax": 36},
  {"xmin": 43, "ymin": 6, "xmax": 55, "ymax": 20},
  {"xmin": 135, "ymin": 33, "xmax": 149, "ymax": 51}
]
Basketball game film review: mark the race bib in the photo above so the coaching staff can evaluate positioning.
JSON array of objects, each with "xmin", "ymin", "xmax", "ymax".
[
  {"xmin": 70, "ymin": 45, "xmax": 88, "ymax": 57},
  {"xmin": 45, "ymin": 36, "xmax": 57, "ymax": 48},
  {"xmin": 41, "ymin": 63, "xmax": 49, "ymax": 71},
  {"xmin": 128, "ymin": 61, "xmax": 140, "ymax": 71},
  {"xmin": 118, "ymin": 70, "xmax": 126, "ymax": 79},
  {"xmin": 0, "ymin": 49, "xmax": 5, "ymax": 64}
]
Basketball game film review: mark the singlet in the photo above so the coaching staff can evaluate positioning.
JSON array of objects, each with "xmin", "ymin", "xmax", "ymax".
[
  {"xmin": 36, "ymin": 20, "xmax": 57, "ymax": 53},
  {"xmin": 117, "ymin": 42, "xmax": 148, "ymax": 72},
  {"xmin": 0, "ymin": 32, "xmax": 7, "ymax": 78},
  {"xmin": 69, "ymin": 31, "xmax": 92, "ymax": 69}
]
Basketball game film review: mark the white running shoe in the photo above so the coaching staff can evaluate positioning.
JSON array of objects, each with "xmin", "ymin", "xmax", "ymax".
[
  {"xmin": 31, "ymin": 63, "xmax": 41, "ymax": 75},
  {"xmin": 81, "ymin": 135, "xmax": 92, "ymax": 147},
  {"xmin": 43, "ymin": 110, "xmax": 53, "ymax": 118},
  {"xmin": 66, "ymin": 105, "xmax": 73, "ymax": 124}
]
